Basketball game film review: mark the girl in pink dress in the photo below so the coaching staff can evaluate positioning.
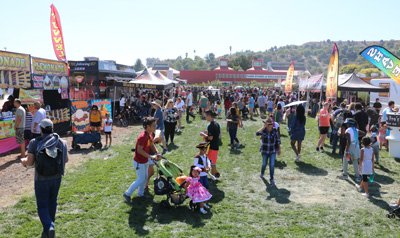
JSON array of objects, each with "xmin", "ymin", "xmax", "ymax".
[{"xmin": 184, "ymin": 166, "xmax": 212, "ymax": 214}]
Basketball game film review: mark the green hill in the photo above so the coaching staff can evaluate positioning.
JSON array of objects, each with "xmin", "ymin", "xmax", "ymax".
[{"xmin": 147, "ymin": 39, "xmax": 400, "ymax": 76}]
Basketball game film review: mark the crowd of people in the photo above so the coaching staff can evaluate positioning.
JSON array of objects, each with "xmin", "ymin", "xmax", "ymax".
[{"xmin": 3, "ymin": 84, "xmax": 400, "ymax": 236}]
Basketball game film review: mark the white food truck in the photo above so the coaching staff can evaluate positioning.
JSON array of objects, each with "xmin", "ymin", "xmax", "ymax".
[{"xmin": 369, "ymin": 78, "xmax": 400, "ymax": 112}]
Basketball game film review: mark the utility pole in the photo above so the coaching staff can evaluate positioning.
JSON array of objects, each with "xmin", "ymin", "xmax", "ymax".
[
  {"xmin": 229, "ymin": 46, "xmax": 232, "ymax": 56},
  {"xmin": 193, "ymin": 50, "xmax": 196, "ymax": 60}
]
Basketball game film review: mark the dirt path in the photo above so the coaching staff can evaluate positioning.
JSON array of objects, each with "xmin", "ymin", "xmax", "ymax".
[{"xmin": 0, "ymin": 125, "xmax": 138, "ymax": 209}]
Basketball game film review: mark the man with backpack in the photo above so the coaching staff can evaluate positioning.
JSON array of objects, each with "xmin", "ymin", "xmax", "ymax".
[
  {"xmin": 331, "ymin": 103, "xmax": 346, "ymax": 155},
  {"xmin": 21, "ymin": 119, "xmax": 68, "ymax": 238}
]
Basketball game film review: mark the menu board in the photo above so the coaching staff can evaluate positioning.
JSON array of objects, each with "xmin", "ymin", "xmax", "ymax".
[{"xmin": 386, "ymin": 113, "xmax": 400, "ymax": 127}]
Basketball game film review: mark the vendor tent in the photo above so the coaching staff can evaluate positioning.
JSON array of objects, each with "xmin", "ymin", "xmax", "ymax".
[
  {"xmin": 128, "ymin": 68, "xmax": 173, "ymax": 90},
  {"xmin": 154, "ymin": 71, "xmax": 179, "ymax": 86},
  {"xmin": 338, "ymin": 74, "xmax": 389, "ymax": 92}
]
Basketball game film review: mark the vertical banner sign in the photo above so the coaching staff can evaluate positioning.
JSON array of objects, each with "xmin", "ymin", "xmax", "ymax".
[
  {"xmin": 326, "ymin": 44, "xmax": 339, "ymax": 102},
  {"xmin": 360, "ymin": 45, "xmax": 400, "ymax": 86},
  {"xmin": 50, "ymin": 4, "xmax": 69, "ymax": 76},
  {"xmin": 284, "ymin": 61, "xmax": 294, "ymax": 92}
]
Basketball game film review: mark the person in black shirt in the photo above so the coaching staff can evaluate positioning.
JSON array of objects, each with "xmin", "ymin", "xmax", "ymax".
[
  {"xmin": 354, "ymin": 103, "xmax": 368, "ymax": 133},
  {"xmin": 373, "ymin": 98, "xmax": 382, "ymax": 114},
  {"xmin": 366, "ymin": 106, "xmax": 379, "ymax": 126},
  {"xmin": 200, "ymin": 110, "xmax": 221, "ymax": 178}
]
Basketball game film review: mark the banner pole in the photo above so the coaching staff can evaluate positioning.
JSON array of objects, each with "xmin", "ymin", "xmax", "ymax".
[{"xmin": 113, "ymin": 85, "xmax": 116, "ymax": 117}]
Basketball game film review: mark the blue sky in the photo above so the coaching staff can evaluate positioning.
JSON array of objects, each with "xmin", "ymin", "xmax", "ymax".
[{"xmin": 1, "ymin": 0, "xmax": 399, "ymax": 65}]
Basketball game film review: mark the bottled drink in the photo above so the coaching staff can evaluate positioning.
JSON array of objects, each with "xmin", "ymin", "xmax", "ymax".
[{"xmin": 369, "ymin": 173, "xmax": 375, "ymax": 183}]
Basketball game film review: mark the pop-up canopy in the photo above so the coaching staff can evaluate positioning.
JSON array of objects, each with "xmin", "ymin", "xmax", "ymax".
[
  {"xmin": 127, "ymin": 68, "xmax": 174, "ymax": 90},
  {"xmin": 338, "ymin": 73, "xmax": 389, "ymax": 92},
  {"xmin": 154, "ymin": 71, "xmax": 179, "ymax": 86}
]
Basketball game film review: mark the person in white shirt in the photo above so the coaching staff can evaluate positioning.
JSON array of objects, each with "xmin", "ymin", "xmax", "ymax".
[
  {"xmin": 119, "ymin": 94, "xmax": 126, "ymax": 113},
  {"xmin": 175, "ymin": 97, "xmax": 185, "ymax": 132},
  {"xmin": 104, "ymin": 112, "xmax": 113, "ymax": 147},
  {"xmin": 186, "ymin": 89, "xmax": 195, "ymax": 122},
  {"xmin": 194, "ymin": 142, "xmax": 212, "ymax": 189},
  {"xmin": 31, "ymin": 101, "xmax": 47, "ymax": 139}
]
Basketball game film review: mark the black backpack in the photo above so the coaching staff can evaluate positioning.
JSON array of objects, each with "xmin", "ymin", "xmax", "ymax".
[{"xmin": 36, "ymin": 145, "xmax": 64, "ymax": 176}]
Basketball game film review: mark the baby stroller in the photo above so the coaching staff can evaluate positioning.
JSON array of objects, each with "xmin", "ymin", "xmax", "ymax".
[
  {"xmin": 153, "ymin": 157, "xmax": 198, "ymax": 210},
  {"xmin": 387, "ymin": 206, "xmax": 400, "ymax": 219},
  {"xmin": 242, "ymin": 107, "xmax": 249, "ymax": 119}
]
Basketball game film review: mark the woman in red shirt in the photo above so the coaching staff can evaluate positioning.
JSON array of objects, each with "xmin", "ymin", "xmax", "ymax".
[
  {"xmin": 123, "ymin": 117, "xmax": 162, "ymax": 202},
  {"xmin": 224, "ymin": 96, "xmax": 232, "ymax": 117},
  {"xmin": 316, "ymin": 102, "xmax": 332, "ymax": 152}
]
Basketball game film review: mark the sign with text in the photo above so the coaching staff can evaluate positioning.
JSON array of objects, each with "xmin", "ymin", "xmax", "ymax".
[
  {"xmin": 0, "ymin": 51, "xmax": 31, "ymax": 89},
  {"xmin": 284, "ymin": 61, "xmax": 294, "ymax": 92},
  {"xmin": 360, "ymin": 45, "xmax": 400, "ymax": 86},
  {"xmin": 19, "ymin": 89, "xmax": 43, "ymax": 104},
  {"xmin": 326, "ymin": 44, "xmax": 339, "ymax": 102},
  {"xmin": 50, "ymin": 4, "xmax": 67, "ymax": 62},
  {"xmin": 32, "ymin": 57, "xmax": 68, "ymax": 76},
  {"xmin": 307, "ymin": 74, "xmax": 324, "ymax": 91}
]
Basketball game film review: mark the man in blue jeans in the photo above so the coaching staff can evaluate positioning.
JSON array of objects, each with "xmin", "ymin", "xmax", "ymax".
[
  {"xmin": 21, "ymin": 119, "xmax": 68, "ymax": 238},
  {"xmin": 255, "ymin": 117, "xmax": 281, "ymax": 186}
]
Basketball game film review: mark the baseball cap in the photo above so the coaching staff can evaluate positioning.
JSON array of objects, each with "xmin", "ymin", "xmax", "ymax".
[{"xmin": 40, "ymin": 119, "xmax": 53, "ymax": 129}]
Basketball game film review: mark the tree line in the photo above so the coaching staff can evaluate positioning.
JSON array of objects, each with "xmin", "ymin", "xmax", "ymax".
[{"xmin": 132, "ymin": 39, "xmax": 400, "ymax": 77}]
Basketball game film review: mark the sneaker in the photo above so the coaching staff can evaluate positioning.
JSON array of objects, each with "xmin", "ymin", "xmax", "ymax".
[
  {"xmin": 270, "ymin": 179, "xmax": 276, "ymax": 186},
  {"xmin": 316, "ymin": 147, "xmax": 320, "ymax": 152},
  {"xmin": 203, "ymin": 203, "xmax": 210, "ymax": 209},
  {"xmin": 209, "ymin": 173, "xmax": 216, "ymax": 181},
  {"xmin": 295, "ymin": 154, "xmax": 301, "ymax": 161},
  {"xmin": 123, "ymin": 193, "xmax": 131, "ymax": 203},
  {"xmin": 215, "ymin": 172, "xmax": 221, "ymax": 178},
  {"xmin": 48, "ymin": 228, "xmax": 55, "ymax": 238},
  {"xmin": 236, "ymin": 142, "xmax": 241, "ymax": 148},
  {"xmin": 376, "ymin": 161, "xmax": 380, "ymax": 165},
  {"xmin": 355, "ymin": 177, "xmax": 362, "ymax": 183},
  {"xmin": 355, "ymin": 184, "xmax": 362, "ymax": 192},
  {"xmin": 362, "ymin": 193, "xmax": 370, "ymax": 198},
  {"xmin": 162, "ymin": 149, "xmax": 168, "ymax": 154},
  {"xmin": 259, "ymin": 174, "xmax": 264, "ymax": 179},
  {"xmin": 337, "ymin": 174, "xmax": 348, "ymax": 180},
  {"xmin": 320, "ymin": 147, "xmax": 325, "ymax": 152},
  {"xmin": 200, "ymin": 208, "xmax": 207, "ymax": 214},
  {"xmin": 177, "ymin": 128, "xmax": 181, "ymax": 132}
]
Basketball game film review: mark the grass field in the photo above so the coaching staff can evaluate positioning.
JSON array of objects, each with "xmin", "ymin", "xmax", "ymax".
[{"xmin": 1, "ymin": 113, "xmax": 400, "ymax": 237}]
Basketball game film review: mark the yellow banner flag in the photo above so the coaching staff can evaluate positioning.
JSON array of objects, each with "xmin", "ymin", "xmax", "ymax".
[
  {"xmin": 285, "ymin": 61, "xmax": 294, "ymax": 92},
  {"xmin": 326, "ymin": 44, "xmax": 339, "ymax": 102}
]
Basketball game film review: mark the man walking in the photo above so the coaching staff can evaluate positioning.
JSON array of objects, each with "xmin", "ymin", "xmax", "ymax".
[
  {"xmin": 21, "ymin": 119, "xmax": 68, "ymax": 238},
  {"xmin": 186, "ymin": 89, "xmax": 195, "ymax": 122},
  {"xmin": 14, "ymin": 99, "xmax": 26, "ymax": 158},
  {"xmin": 32, "ymin": 101, "xmax": 47, "ymax": 139}
]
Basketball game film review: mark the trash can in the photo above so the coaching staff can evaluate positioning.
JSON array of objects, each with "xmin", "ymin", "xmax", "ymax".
[{"xmin": 386, "ymin": 112, "xmax": 400, "ymax": 158}]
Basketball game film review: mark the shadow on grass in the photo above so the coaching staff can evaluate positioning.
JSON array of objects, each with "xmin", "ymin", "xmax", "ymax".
[
  {"xmin": 261, "ymin": 178, "xmax": 291, "ymax": 204},
  {"xmin": 128, "ymin": 196, "xmax": 155, "ymax": 236},
  {"xmin": 295, "ymin": 161, "xmax": 328, "ymax": 176},
  {"xmin": 275, "ymin": 160, "xmax": 287, "ymax": 169},
  {"xmin": 377, "ymin": 164, "xmax": 397, "ymax": 175},
  {"xmin": 68, "ymin": 147, "xmax": 96, "ymax": 155},
  {"xmin": 149, "ymin": 202, "xmax": 211, "ymax": 228},
  {"xmin": 208, "ymin": 180, "xmax": 225, "ymax": 204},
  {"xmin": 374, "ymin": 173, "xmax": 395, "ymax": 185},
  {"xmin": 167, "ymin": 143, "xmax": 179, "ymax": 151},
  {"xmin": 229, "ymin": 146, "xmax": 243, "ymax": 154}
]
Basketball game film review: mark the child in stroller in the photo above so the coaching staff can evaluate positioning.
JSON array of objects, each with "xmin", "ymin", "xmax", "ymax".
[{"xmin": 184, "ymin": 166, "xmax": 212, "ymax": 214}]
